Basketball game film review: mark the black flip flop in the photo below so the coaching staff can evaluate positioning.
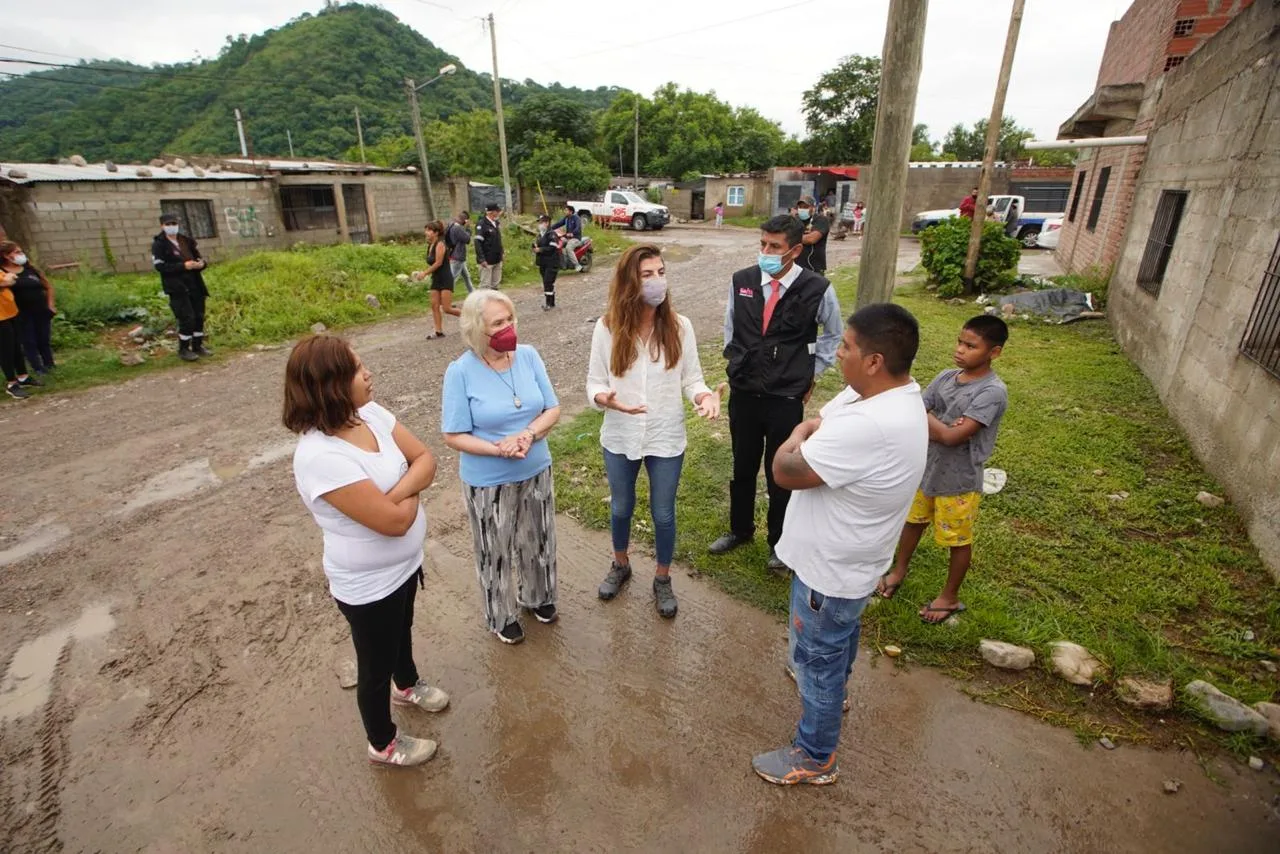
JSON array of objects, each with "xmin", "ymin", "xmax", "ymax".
[{"xmin": 920, "ymin": 603, "xmax": 966, "ymax": 624}]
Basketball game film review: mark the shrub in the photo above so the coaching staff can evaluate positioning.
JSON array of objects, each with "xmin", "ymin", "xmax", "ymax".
[
  {"xmin": 1051, "ymin": 265, "xmax": 1112, "ymax": 309},
  {"xmin": 919, "ymin": 217, "xmax": 1022, "ymax": 295}
]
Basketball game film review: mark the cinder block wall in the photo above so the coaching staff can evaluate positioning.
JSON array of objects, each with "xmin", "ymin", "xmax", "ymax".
[
  {"xmin": 22, "ymin": 179, "xmax": 281, "ymax": 273},
  {"xmin": 1108, "ymin": 0, "xmax": 1280, "ymax": 576}
]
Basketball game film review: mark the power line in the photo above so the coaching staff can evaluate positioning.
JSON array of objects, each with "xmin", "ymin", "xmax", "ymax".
[{"xmin": 0, "ymin": 42, "xmax": 85, "ymax": 60}]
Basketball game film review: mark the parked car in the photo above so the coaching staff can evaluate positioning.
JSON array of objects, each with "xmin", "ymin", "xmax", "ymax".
[
  {"xmin": 1034, "ymin": 214, "xmax": 1064, "ymax": 249},
  {"xmin": 569, "ymin": 190, "xmax": 670, "ymax": 231},
  {"xmin": 911, "ymin": 194, "xmax": 1064, "ymax": 247}
]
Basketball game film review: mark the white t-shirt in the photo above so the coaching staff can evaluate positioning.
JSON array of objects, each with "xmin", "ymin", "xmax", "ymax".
[
  {"xmin": 585, "ymin": 315, "xmax": 712, "ymax": 460},
  {"xmin": 776, "ymin": 382, "xmax": 928, "ymax": 600},
  {"xmin": 292, "ymin": 401, "xmax": 427, "ymax": 606}
]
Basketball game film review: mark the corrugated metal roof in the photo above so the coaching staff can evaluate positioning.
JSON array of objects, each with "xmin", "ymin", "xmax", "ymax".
[
  {"xmin": 0, "ymin": 162, "xmax": 262, "ymax": 185},
  {"xmin": 221, "ymin": 158, "xmax": 391, "ymax": 173}
]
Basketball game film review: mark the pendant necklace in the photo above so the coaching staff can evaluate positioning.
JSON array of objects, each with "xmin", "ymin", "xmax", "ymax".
[{"xmin": 487, "ymin": 353, "xmax": 522, "ymax": 408}]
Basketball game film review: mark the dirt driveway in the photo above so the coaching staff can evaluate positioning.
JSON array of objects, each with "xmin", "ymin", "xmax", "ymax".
[{"xmin": 1, "ymin": 226, "xmax": 1276, "ymax": 852}]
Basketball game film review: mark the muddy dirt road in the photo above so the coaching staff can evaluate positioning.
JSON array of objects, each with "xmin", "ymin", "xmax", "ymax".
[{"xmin": 1, "ymin": 227, "xmax": 1276, "ymax": 852}]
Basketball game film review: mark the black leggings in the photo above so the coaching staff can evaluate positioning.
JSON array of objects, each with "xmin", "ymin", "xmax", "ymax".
[
  {"xmin": 540, "ymin": 266, "xmax": 557, "ymax": 307},
  {"xmin": 0, "ymin": 316, "xmax": 26, "ymax": 383},
  {"xmin": 16, "ymin": 307, "xmax": 54, "ymax": 371},
  {"xmin": 334, "ymin": 568, "xmax": 423, "ymax": 750}
]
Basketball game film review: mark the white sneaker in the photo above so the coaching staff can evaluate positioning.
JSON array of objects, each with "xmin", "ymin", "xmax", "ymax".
[
  {"xmin": 368, "ymin": 732, "xmax": 438, "ymax": 766},
  {"xmin": 391, "ymin": 679, "xmax": 450, "ymax": 712}
]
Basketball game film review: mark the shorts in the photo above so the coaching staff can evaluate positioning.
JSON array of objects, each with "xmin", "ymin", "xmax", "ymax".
[{"xmin": 906, "ymin": 490, "xmax": 981, "ymax": 547}]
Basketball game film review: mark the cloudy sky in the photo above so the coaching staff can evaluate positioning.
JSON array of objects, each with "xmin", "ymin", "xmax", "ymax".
[{"xmin": 2, "ymin": 0, "xmax": 1130, "ymax": 144}]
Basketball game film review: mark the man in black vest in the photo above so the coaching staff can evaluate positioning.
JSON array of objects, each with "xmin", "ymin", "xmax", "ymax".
[
  {"xmin": 711, "ymin": 215, "xmax": 843, "ymax": 574},
  {"xmin": 475, "ymin": 203, "xmax": 505, "ymax": 288}
]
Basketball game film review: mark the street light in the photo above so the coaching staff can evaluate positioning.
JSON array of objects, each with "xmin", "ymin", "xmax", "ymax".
[{"xmin": 406, "ymin": 64, "xmax": 457, "ymax": 219}]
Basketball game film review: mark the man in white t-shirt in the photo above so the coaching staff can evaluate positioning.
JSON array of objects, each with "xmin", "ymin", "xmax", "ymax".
[{"xmin": 751, "ymin": 303, "xmax": 928, "ymax": 786}]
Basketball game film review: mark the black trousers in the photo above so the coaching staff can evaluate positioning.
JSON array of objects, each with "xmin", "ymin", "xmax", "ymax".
[
  {"xmin": 167, "ymin": 282, "xmax": 206, "ymax": 339},
  {"xmin": 540, "ymin": 265, "xmax": 558, "ymax": 307},
  {"xmin": 0, "ymin": 316, "xmax": 26, "ymax": 383},
  {"xmin": 728, "ymin": 392, "xmax": 806, "ymax": 546},
  {"xmin": 334, "ymin": 568, "xmax": 423, "ymax": 750},
  {"xmin": 16, "ymin": 306, "xmax": 54, "ymax": 371}
]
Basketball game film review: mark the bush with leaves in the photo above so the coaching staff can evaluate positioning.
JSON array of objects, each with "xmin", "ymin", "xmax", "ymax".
[{"xmin": 919, "ymin": 217, "xmax": 1022, "ymax": 296}]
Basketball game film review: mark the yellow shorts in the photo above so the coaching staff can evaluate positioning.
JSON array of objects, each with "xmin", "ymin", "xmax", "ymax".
[{"xmin": 906, "ymin": 490, "xmax": 981, "ymax": 547}]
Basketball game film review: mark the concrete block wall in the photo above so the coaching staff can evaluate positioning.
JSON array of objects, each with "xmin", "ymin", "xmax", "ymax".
[
  {"xmin": 21, "ymin": 179, "xmax": 282, "ymax": 273},
  {"xmin": 1107, "ymin": 0, "xmax": 1280, "ymax": 575},
  {"xmin": 853, "ymin": 165, "xmax": 1015, "ymax": 231}
]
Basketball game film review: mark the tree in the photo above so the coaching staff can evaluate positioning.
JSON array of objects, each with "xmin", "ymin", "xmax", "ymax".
[
  {"xmin": 800, "ymin": 55, "xmax": 881, "ymax": 164},
  {"xmin": 506, "ymin": 93, "xmax": 595, "ymax": 166},
  {"xmin": 910, "ymin": 123, "xmax": 937, "ymax": 161},
  {"xmin": 941, "ymin": 117, "xmax": 1034, "ymax": 162},
  {"xmin": 518, "ymin": 133, "xmax": 610, "ymax": 194},
  {"xmin": 1028, "ymin": 148, "xmax": 1076, "ymax": 167}
]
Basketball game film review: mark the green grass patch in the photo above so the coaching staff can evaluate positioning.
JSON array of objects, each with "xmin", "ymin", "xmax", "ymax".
[
  {"xmin": 550, "ymin": 265, "xmax": 1280, "ymax": 750},
  {"xmin": 722, "ymin": 215, "xmax": 767, "ymax": 229},
  {"xmin": 18, "ymin": 223, "xmax": 631, "ymax": 395}
]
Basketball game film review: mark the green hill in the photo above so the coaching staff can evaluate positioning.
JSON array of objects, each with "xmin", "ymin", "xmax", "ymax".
[{"xmin": 0, "ymin": 3, "xmax": 621, "ymax": 164}]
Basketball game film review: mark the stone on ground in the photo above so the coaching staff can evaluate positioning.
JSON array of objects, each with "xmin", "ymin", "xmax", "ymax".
[
  {"xmin": 1116, "ymin": 677, "xmax": 1174, "ymax": 711},
  {"xmin": 978, "ymin": 639, "xmax": 1034, "ymax": 671},
  {"xmin": 1049, "ymin": 641, "xmax": 1104, "ymax": 686},
  {"xmin": 1183, "ymin": 680, "xmax": 1268, "ymax": 735},
  {"xmin": 310, "ymin": 322, "xmax": 327, "ymax": 334},
  {"xmin": 1252, "ymin": 701, "xmax": 1280, "ymax": 742},
  {"xmin": 1195, "ymin": 491, "xmax": 1225, "ymax": 508},
  {"xmin": 1248, "ymin": 756, "xmax": 1264, "ymax": 771}
]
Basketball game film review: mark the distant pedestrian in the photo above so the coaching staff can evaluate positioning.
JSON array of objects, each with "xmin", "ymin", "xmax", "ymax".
[
  {"xmin": 2, "ymin": 240, "xmax": 55, "ymax": 379},
  {"xmin": 877, "ymin": 315, "xmax": 1009, "ymax": 623},
  {"xmin": 959, "ymin": 187, "xmax": 978, "ymax": 219},
  {"xmin": 552, "ymin": 203, "xmax": 584, "ymax": 272},
  {"xmin": 823, "ymin": 189, "xmax": 837, "ymax": 210},
  {"xmin": 151, "ymin": 212, "xmax": 211, "ymax": 362},
  {"xmin": 285, "ymin": 334, "xmax": 449, "ymax": 768},
  {"xmin": 0, "ymin": 259, "xmax": 40, "ymax": 400},
  {"xmin": 442, "ymin": 289, "xmax": 562, "ymax": 645},
  {"xmin": 714, "ymin": 201, "xmax": 725, "ymax": 228},
  {"xmin": 533, "ymin": 215, "xmax": 563, "ymax": 310},
  {"xmin": 446, "ymin": 211, "xmax": 475, "ymax": 293},
  {"xmin": 475, "ymin": 203, "xmax": 505, "ymax": 288},
  {"xmin": 587, "ymin": 244, "xmax": 719, "ymax": 619},
  {"xmin": 418, "ymin": 220, "xmax": 458, "ymax": 339},
  {"xmin": 795, "ymin": 195, "xmax": 830, "ymax": 277},
  {"xmin": 751, "ymin": 304, "xmax": 927, "ymax": 787},
  {"xmin": 852, "ymin": 202, "xmax": 865, "ymax": 236}
]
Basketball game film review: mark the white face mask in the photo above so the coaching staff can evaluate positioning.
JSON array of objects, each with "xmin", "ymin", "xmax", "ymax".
[
  {"xmin": 12, "ymin": 253, "xmax": 28, "ymax": 266},
  {"xmin": 640, "ymin": 276, "xmax": 668, "ymax": 306},
  {"xmin": 163, "ymin": 225, "xmax": 180, "ymax": 236}
]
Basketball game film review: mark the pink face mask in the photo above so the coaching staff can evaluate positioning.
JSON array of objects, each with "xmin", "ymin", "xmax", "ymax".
[{"xmin": 488, "ymin": 324, "xmax": 517, "ymax": 352}]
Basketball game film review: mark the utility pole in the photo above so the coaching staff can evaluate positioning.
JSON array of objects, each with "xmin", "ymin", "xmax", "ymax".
[
  {"xmin": 856, "ymin": 0, "xmax": 930, "ymax": 307},
  {"xmin": 355, "ymin": 107, "xmax": 366, "ymax": 163},
  {"xmin": 488, "ymin": 13, "xmax": 514, "ymax": 213},
  {"xmin": 962, "ymin": 0, "xmax": 1026, "ymax": 291},
  {"xmin": 633, "ymin": 95, "xmax": 640, "ymax": 189},
  {"xmin": 619, "ymin": 143, "xmax": 624, "ymax": 178},
  {"xmin": 406, "ymin": 78, "xmax": 438, "ymax": 220},
  {"xmin": 286, "ymin": 129, "xmax": 295, "ymax": 158},
  {"xmin": 234, "ymin": 108, "xmax": 249, "ymax": 157}
]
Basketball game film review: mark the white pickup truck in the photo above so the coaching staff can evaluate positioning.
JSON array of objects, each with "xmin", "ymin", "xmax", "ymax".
[
  {"xmin": 911, "ymin": 194, "xmax": 1063, "ymax": 247},
  {"xmin": 570, "ymin": 190, "xmax": 670, "ymax": 231}
]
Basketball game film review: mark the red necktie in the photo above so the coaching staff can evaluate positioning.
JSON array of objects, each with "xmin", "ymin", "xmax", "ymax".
[{"xmin": 762, "ymin": 280, "xmax": 782, "ymax": 333}]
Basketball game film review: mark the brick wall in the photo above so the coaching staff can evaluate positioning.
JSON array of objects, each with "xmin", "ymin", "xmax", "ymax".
[
  {"xmin": 1097, "ymin": 0, "xmax": 1180, "ymax": 86},
  {"xmin": 1053, "ymin": 143, "xmax": 1148, "ymax": 274},
  {"xmin": 1107, "ymin": 0, "xmax": 1280, "ymax": 575},
  {"xmin": 17, "ymin": 179, "xmax": 282, "ymax": 273}
]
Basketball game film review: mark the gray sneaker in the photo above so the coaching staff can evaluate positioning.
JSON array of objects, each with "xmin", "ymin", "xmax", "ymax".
[
  {"xmin": 598, "ymin": 561, "xmax": 632, "ymax": 600},
  {"xmin": 653, "ymin": 575, "xmax": 678, "ymax": 619},
  {"xmin": 752, "ymin": 745, "xmax": 838, "ymax": 785},
  {"xmin": 391, "ymin": 679, "xmax": 450, "ymax": 712},
  {"xmin": 368, "ymin": 732, "xmax": 438, "ymax": 767}
]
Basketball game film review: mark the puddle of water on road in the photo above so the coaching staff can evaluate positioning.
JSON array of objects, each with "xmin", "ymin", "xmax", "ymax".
[
  {"xmin": 112, "ymin": 459, "xmax": 221, "ymax": 516},
  {"xmin": 0, "ymin": 603, "xmax": 116, "ymax": 724},
  {"xmin": 0, "ymin": 517, "xmax": 72, "ymax": 568}
]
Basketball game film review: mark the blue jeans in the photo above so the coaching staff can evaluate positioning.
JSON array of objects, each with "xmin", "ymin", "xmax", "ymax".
[
  {"xmin": 602, "ymin": 450, "xmax": 684, "ymax": 567},
  {"xmin": 789, "ymin": 576, "xmax": 869, "ymax": 763}
]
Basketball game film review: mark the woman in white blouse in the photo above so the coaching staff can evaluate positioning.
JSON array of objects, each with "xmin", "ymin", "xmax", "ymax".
[{"xmin": 587, "ymin": 244, "xmax": 719, "ymax": 618}]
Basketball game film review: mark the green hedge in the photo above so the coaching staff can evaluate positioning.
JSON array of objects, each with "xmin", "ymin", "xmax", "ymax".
[{"xmin": 919, "ymin": 217, "xmax": 1022, "ymax": 297}]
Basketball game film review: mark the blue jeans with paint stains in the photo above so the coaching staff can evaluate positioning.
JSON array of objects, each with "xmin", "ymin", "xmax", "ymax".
[{"xmin": 789, "ymin": 575, "xmax": 869, "ymax": 763}]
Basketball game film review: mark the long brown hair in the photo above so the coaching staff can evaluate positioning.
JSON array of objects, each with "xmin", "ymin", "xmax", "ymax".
[
  {"xmin": 282, "ymin": 335, "xmax": 362, "ymax": 435},
  {"xmin": 604, "ymin": 244, "xmax": 681, "ymax": 376}
]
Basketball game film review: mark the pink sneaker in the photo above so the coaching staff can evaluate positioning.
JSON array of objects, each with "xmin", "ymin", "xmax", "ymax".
[
  {"xmin": 391, "ymin": 679, "xmax": 450, "ymax": 712},
  {"xmin": 368, "ymin": 733, "xmax": 437, "ymax": 767}
]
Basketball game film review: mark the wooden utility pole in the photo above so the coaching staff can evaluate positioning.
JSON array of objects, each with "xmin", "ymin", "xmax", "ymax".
[
  {"xmin": 488, "ymin": 13, "xmax": 514, "ymax": 213},
  {"xmin": 286, "ymin": 129, "xmax": 295, "ymax": 158},
  {"xmin": 962, "ymin": 0, "xmax": 1026, "ymax": 290},
  {"xmin": 634, "ymin": 95, "xmax": 640, "ymax": 189},
  {"xmin": 856, "ymin": 0, "xmax": 930, "ymax": 307},
  {"xmin": 355, "ymin": 107, "xmax": 366, "ymax": 163},
  {"xmin": 406, "ymin": 78, "xmax": 438, "ymax": 220}
]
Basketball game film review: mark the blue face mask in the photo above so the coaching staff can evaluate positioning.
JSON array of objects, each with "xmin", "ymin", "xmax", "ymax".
[
  {"xmin": 797, "ymin": 209, "xmax": 811, "ymax": 221},
  {"xmin": 758, "ymin": 252, "xmax": 785, "ymax": 276}
]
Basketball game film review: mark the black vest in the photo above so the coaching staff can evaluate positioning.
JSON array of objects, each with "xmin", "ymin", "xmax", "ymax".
[{"xmin": 723, "ymin": 265, "xmax": 829, "ymax": 398}]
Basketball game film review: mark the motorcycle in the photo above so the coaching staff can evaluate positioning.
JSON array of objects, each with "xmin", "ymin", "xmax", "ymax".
[{"xmin": 560, "ymin": 236, "xmax": 594, "ymax": 273}]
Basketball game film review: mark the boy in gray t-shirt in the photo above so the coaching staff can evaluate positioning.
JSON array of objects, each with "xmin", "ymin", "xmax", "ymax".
[{"xmin": 876, "ymin": 315, "xmax": 1009, "ymax": 623}]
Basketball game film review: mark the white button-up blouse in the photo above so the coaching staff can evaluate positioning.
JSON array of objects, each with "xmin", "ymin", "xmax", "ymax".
[{"xmin": 586, "ymin": 314, "xmax": 712, "ymax": 460}]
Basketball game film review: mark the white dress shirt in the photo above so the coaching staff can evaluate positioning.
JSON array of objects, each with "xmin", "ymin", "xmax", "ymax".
[{"xmin": 586, "ymin": 314, "xmax": 712, "ymax": 460}]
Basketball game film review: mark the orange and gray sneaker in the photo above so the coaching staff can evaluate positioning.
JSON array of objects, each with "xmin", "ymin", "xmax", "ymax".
[
  {"xmin": 368, "ymin": 732, "xmax": 438, "ymax": 767},
  {"xmin": 752, "ymin": 745, "xmax": 839, "ymax": 785}
]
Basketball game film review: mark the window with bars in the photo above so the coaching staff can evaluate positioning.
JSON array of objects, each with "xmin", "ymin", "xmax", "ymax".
[
  {"xmin": 160, "ymin": 199, "xmax": 216, "ymax": 239},
  {"xmin": 1068, "ymin": 170, "xmax": 1088, "ymax": 222},
  {"xmin": 1173, "ymin": 18, "xmax": 1195, "ymax": 37},
  {"xmin": 1086, "ymin": 166, "xmax": 1110, "ymax": 231},
  {"xmin": 1136, "ymin": 191, "xmax": 1188, "ymax": 295},
  {"xmin": 1240, "ymin": 235, "xmax": 1280, "ymax": 380},
  {"xmin": 280, "ymin": 186, "xmax": 338, "ymax": 231},
  {"xmin": 1164, "ymin": 55, "xmax": 1186, "ymax": 72}
]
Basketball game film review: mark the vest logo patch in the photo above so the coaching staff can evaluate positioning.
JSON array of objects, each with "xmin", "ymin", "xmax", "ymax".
[{"xmin": 737, "ymin": 288, "xmax": 754, "ymax": 297}]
